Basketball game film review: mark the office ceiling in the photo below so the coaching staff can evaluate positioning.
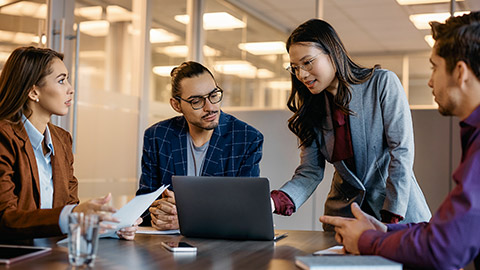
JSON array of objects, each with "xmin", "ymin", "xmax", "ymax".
[{"xmin": 227, "ymin": 0, "xmax": 479, "ymax": 55}]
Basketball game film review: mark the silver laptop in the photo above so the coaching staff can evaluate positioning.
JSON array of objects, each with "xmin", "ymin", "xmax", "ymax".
[{"xmin": 172, "ymin": 176, "xmax": 275, "ymax": 241}]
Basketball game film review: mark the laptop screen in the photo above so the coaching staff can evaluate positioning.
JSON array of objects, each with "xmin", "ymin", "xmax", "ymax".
[{"xmin": 172, "ymin": 176, "xmax": 275, "ymax": 241}]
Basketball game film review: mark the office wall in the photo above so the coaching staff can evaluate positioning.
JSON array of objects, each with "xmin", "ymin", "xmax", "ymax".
[
  {"xmin": 411, "ymin": 110, "xmax": 460, "ymax": 214},
  {"xmin": 228, "ymin": 109, "xmax": 460, "ymax": 231}
]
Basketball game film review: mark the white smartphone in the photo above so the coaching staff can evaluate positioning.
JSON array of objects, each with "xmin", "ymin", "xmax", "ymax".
[{"xmin": 161, "ymin": 241, "xmax": 197, "ymax": 253}]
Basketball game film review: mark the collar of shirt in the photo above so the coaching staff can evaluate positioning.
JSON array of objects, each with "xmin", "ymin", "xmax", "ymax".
[
  {"xmin": 461, "ymin": 104, "xmax": 480, "ymax": 129},
  {"xmin": 22, "ymin": 114, "xmax": 55, "ymax": 209},
  {"xmin": 22, "ymin": 115, "xmax": 55, "ymax": 156}
]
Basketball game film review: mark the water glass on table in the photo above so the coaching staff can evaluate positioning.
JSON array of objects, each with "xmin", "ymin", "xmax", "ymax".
[{"xmin": 68, "ymin": 212, "xmax": 100, "ymax": 267}]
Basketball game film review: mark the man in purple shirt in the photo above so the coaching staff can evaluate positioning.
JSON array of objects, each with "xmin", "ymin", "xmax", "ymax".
[{"xmin": 320, "ymin": 11, "xmax": 480, "ymax": 270}]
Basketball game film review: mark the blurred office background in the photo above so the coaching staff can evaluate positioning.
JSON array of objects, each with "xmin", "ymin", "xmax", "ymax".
[{"xmin": 0, "ymin": 0, "xmax": 478, "ymax": 232}]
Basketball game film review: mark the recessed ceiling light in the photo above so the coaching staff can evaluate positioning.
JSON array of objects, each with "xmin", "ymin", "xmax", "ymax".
[
  {"xmin": 0, "ymin": 30, "xmax": 36, "ymax": 44},
  {"xmin": 175, "ymin": 12, "xmax": 246, "ymax": 30},
  {"xmin": 75, "ymin": 5, "xmax": 132, "ymax": 22},
  {"xmin": 214, "ymin": 60, "xmax": 257, "ymax": 78},
  {"xmin": 75, "ymin": 6, "xmax": 103, "ymax": 20},
  {"xmin": 155, "ymin": 45, "xmax": 220, "ymax": 57},
  {"xmin": 238, "ymin": 41, "xmax": 286, "ymax": 55},
  {"xmin": 152, "ymin": 66, "xmax": 177, "ymax": 77},
  {"xmin": 409, "ymin": 11, "xmax": 470, "ymax": 29},
  {"xmin": 396, "ymin": 0, "xmax": 463, "ymax": 5},
  {"xmin": 106, "ymin": 5, "xmax": 132, "ymax": 22},
  {"xmin": 150, "ymin": 29, "xmax": 180, "ymax": 43},
  {"xmin": 257, "ymin": 69, "xmax": 275, "ymax": 79},
  {"xmin": 424, "ymin": 35, "xmax": 435, "ymax": 47},
  {"xmin": 80, "ymin": 20, "xmax": 110, "ymax": 37},
  {"xmin": 0, "ymin": 1, "xmax": 46, "ymax": 18}
]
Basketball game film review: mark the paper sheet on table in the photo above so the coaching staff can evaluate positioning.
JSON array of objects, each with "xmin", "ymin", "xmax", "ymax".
[
  {"xmin": 136, "ymin": 227, "xmax": 180, "ymax": 235},
  {"xmin": 313, "ymin": 245, "xmax": 346, "ymax": 255},
  {"xmin": 100, "ymin": 185, "xmax": 169, "ymax": 238}
]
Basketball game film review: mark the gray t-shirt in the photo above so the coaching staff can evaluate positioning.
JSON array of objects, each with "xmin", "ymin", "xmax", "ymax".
[{"xmin": 186, "ymin": 133, "xmax": 209, "ymax": 176}]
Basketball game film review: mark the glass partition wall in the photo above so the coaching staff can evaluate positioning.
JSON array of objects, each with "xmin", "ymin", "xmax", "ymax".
[
  {"xmin": 0, "ymin": 0, "xmax": 436, "ymax": 208},
  {"xmin": 148, "ymin": 0, "xmax": 291, "ymax": 126},
  {"xmin": 0, "ymin": 0, "xmax": 47, "ymax": 69},
  {"xmin": 71, "ymin": 0, "xmax": 140, "ymax": 207},
  {"xmin": 353, "ymin": 52, "xmax": 435, "ymax": 109}
]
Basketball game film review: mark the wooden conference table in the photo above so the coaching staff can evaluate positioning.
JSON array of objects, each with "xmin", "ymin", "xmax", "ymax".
[{"xmin": 0, "ymin": 230, "xmax": 338, "ymax": 270}]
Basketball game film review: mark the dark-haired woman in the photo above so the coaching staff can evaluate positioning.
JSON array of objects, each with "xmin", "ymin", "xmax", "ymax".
[
  {"xmin": 271, "ymin": 19, "xmax": 431, "ymax": 230},
  {"xmin": 0, "ymin": 46, "xmax": 140, "ymax": 240}
]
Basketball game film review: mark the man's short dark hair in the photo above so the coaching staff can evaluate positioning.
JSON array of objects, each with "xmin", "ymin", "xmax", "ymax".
[{"xmin": 430, "ymin": 11, "xmax": 480, "ymax": 80}]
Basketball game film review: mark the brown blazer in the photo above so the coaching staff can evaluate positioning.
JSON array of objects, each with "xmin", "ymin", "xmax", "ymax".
[{"xmin": 0, "ymin": 120, "xmax": 79, "ymax": 240}]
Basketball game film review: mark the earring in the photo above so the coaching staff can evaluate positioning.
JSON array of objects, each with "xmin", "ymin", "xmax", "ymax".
[{"xmin": 35, "ymin": 98, "xmax": 39, "ymax": 102}]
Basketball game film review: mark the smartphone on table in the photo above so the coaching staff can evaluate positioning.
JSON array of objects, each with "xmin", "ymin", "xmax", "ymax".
[{"xmin": 161, "ymin": 241, "xmax": 197, "ymax": 253}]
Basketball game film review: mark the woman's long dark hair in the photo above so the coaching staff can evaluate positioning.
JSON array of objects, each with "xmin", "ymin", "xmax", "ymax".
[
  {"xmin": 0, "ymin": 46, "xmax": 63, "ymax": 122},
  {"xmin": 286, "ymin": 19, "xmax": 378, "ymax": 147}
]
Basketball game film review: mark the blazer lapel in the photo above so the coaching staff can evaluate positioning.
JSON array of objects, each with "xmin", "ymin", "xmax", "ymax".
[
  {"xmin": 319, "ymin": 93, "xmax": 334, "ymax": 161},
  {"xmin": 202, "ymin": 113, "xmax": 225, "ymax": 176},
  {"xmin": 348, "ymin": 86, "xmax": 368, "ymax": 181},
  {"xmin": 172, "ymin": 118, "xmax": 188, "ymax": 176},
  {"xmin": 13, "ymin": 122, "xmax": 41, "ymax": 203},
  {"xmin": 48, "ymin": 124, "xmax": 69, "ymax": 208}
]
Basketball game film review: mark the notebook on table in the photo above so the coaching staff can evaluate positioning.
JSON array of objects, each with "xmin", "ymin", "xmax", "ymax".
[
  {"xmin": 172, "ymin": 176, "xmax": 275, "ymax": 241},
  {"xmin": 295, "ymin": 255, "xmax": 402, "ymax": 270}
]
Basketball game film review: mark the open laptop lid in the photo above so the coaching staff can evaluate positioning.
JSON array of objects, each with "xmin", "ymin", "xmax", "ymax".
[{"xmin": 172, "ymin": 176, "xmax": 275, "ymax": 241}]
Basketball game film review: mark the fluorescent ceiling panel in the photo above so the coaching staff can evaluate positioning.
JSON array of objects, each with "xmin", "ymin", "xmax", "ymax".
[
  {"xmin": 424, "ymin": 35, "xmax": 435, "ymax": 47},
  {"xmin": 257, "ymin": 69, "xmax": 275, "ymax": 79},
  {"xmin": 238, "ymin": 41, "xmax": 286, "ymax": 55},
  {"xmin": 0, "ymin": 1, "xmax": 46, "ymax": 19},
  {"xmin": 409, "ymin": 11, "xmax": 470, "ymax": 29},
  {"xmin": 150, "ymin": 28, "xmax": 180, "ymax": 43},
  {"xmin": 153, "ymin": 66, "xmax": 177, "ymax": 77},
  {"xmin": 175, "ymin": 12, "xmax": 246, "ymax": 30},
  {"xmin": 214, "ymin": 60, "xmax": 260, "ymax": 78},
  {"xmin": 75, "ymin": 5, "xmax": 131, "ymax": 22},
  {"xmin": 396, "ymin": 0, "xmax": 462, "ymax": 4},
  {"xmin": 75, "ymin": 6, "xmax": 102, "ymax": 20},
  {"xmin": 0, "ymin": 30, "xmax": 36, "ymax": 44},
  {"xmin": 155, "ymin": 45, "xmax": 220, "ymax": 57},
  {"xmin": 106, "ymin": 5, "xmax": 132, "ymax": 22},
  {"xmin": 80, "ymin": 20, "xmax": 110, "ymax": 37}
]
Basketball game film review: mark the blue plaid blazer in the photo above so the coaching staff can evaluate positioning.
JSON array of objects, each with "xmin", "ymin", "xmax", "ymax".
[{"xmin": 136, "ymin": 111, "xmax": 263, "ymax": 196}]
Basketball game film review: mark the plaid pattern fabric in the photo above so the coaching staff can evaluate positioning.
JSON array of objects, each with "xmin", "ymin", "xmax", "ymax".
[{"xmin": 136, "ymin": 112, "xmax": 263, "ymax": 196}]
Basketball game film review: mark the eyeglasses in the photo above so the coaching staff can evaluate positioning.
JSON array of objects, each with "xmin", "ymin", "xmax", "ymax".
[
  {"xmin": 286, "ymin": 54, "xmax": 321, "ymax": 75},
  {"xmin": 175, "ymin": 87, "xmax": 224, "ymax": 110}
]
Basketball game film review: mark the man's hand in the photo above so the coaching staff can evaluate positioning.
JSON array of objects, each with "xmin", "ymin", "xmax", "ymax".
[
  {"xmin": 149, "ymin": 189, "xmax": 179, "ymax": 230},
  {"xmin": 319, "ymin": 203, "xmax": 387, "ymax": 254},
  {"xmin": 116, "ymin": 217, "xmax": 143, "ymax": 241}
]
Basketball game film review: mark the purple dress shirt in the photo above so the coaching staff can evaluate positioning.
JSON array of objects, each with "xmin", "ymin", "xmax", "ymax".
[{"xmin": 358, "ymin": 105, "xmax": 480, "ymax": 270}]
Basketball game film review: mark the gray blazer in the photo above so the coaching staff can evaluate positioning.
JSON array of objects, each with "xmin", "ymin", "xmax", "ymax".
[{"xmin": 280, "ymin": 69, "xmax": 431, "ymax": 228}]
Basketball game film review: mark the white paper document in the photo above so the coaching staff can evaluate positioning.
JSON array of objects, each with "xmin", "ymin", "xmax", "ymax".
[
  {"xmin": 136, "ymin": 227, "xmax": 180, "ymax": 235},
  {"xmin": 100, "ymin": 185, "xmax": 169, "ymax": 238},
  {"xmin": 313, "ymin": 245, "xmax": 346, "ymax": 255}
]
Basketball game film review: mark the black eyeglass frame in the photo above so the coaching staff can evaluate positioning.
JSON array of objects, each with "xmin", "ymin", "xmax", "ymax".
[{"xmin": 175, "ymin": 87, "xmax": 224, "ymax": 110}]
